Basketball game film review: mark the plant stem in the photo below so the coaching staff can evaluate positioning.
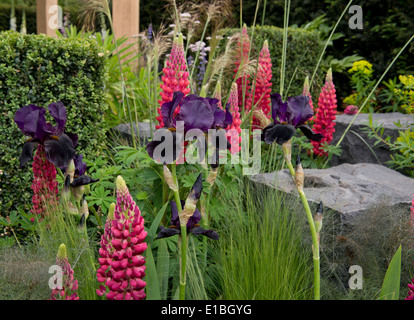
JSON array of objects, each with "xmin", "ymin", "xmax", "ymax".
[
  {"xmin": 170, "ymin": 163, "xmax": 188, "ymax": 300},
  {"xmin": 284, "ymin": 151, "xmax": 320, "ymax": 300}
]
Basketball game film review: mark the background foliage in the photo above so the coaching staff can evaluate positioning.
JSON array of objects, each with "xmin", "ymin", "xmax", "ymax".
[{"xmin": 219, "ymin": 25, "xmax": 323, "ymax": 97}]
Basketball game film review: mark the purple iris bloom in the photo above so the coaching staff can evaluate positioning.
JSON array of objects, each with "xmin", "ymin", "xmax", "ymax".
[
  {"xmin": 262, "ymin": 93, "xmax": 324, "ymax": 145},
  {"xmin": 147, "ymin": 91, "xmax": 232, "ymax": 163},
  {"xmin": 156, "ymin": 200, "xmax": 219, "ymax": 240},
  {"xmin": 14, "ymin": 102, "xmax": 77, "ymax": 168},
  {"xmin": 161, "ymin": 91, "xmax": 231, "ymax": 132}
]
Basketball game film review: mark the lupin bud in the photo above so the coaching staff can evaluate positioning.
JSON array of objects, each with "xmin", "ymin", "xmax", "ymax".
[
  {"xmin": 107, "ymin": 202, "xmax": 115, "ymax": 222},
  {"xmin": 57, "ymin": 243, "xmax": 68, "ymax": 261},
  {"xmin": 199, "ymin": 85, "xmax": 208, "ymax": 98},
  {"xmin": 282, "ymin": 140, "xmax": 292, "ymax": 163},
  {"xmin": 314, "ymin": 201, "xmax": 323, "ymax": 234},
  {"xmin": 295, "ymin": 154, "xmax": 304, "ymax": 192},
  {"xmin": 163, "ymin": 164, "xmax": 178, "ymax": 192},
  {"xmin": 180, "ymin": 173, "xmax": 203, "ymax": 227}
]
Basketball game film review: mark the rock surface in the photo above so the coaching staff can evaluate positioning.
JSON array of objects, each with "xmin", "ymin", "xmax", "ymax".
[
  {"xmin": 330, "ymin": 112, "xmax": 413, "ymax": 167},
  {"xmin": 110, "ymin": 122, "xmax": 154, "ymax": 145},
  {"xmin": 249, "ymin": 163, "xmax": 414, "ymax": 225}
]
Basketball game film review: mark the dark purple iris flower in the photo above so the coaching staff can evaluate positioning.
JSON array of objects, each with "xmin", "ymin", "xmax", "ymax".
[
  {"xmin": 156, "ymin": 200, "xmax": 219, "ymax": 240},
  {"xmin": 147, "ymin": 91, "xmax": 232, "ymax": 163},
  {"xmin": 161, "ymin": 91, "xmax": 232, "ymax": 132},
  {"xmin": 262, "ymin": 93, "xmax": 323, "ymax": 145},
  {"xmin": 14, "ymin": 102, "xmax": 77, "ymax": 168}
]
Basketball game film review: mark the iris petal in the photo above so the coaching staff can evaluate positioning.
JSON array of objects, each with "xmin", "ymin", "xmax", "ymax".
[
  {"xmin": 14, "ymin": 105, "xmax": 53, "ymax": 141},
  {"xmin": 263, "ymin": 123, "xmax": 296, "ymax": 145},
  {"xmin": 19, "ymin": 140, "xmax": 38, "ymax": 168},
  {"xmin": 270, "ymin": 93, "xmax": 288, "ymax": 124},
  {"xmin": 161, "ymin": 91, "xmax": 184, "ymax": 128},
  {"xmin": 146, "ymin": 129, "xmax": 183, "ymax": 163},
  {"xmin": 73, "ymin": 154, "xmax": 87, "ymax": 176},
  {"xmin": 71, "ymin": 175, "xmax": 99, "ymax": 187},
  {"xmin": 48, "ymin": 101, "xmax": 67, "ymax": 135},
  {"xmin": 156, "ymin": 226, "xmax": 180, "ymax": 239},
  {"xmin": 44, "ymin": 133, "xmax": 76, "ymax": 168},
  {"xmin": 176, "ymin": 95, "xmax": 214, "ymax": 132},
  {"xmin": 286, "ymin": 95, "xmax": 313, "ymax": 127},
  {"xmin": 298, "ymin": 124, "xmax": 324, "ymax": 142},
  {"xmin": 189, "ymin": 227, "xmax": 219, "ymax": 240}
]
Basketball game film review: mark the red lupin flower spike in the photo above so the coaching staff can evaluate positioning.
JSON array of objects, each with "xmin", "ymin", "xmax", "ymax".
[
  {"xmin": 311, "ymin": 68, "xmax": 337, "ymax": 157},
  {"xmin": 157, "ymin": 34, "xmax": 190, "ymax": 129},
  {"xmin": 252, "ymin": 40, "xmax": 272, "ymax": 129}
]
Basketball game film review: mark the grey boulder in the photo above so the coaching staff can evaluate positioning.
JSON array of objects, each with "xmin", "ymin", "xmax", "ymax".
[
  {"xmin": 249, "ymin": 163, "xmax": 414, "ymax": 225},
  {"xmin": 330, "ymin": 112, "xmax": 413, "ymax": 168}
]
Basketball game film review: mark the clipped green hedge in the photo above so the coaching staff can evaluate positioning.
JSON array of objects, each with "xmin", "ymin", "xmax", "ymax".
[
  {"xmin": 0, "ymin": 30, "xmax": 107, "ymax": 215},
  {"xmin": 220, "ymin": 25, "xmax": 323, "ymax": 97}
]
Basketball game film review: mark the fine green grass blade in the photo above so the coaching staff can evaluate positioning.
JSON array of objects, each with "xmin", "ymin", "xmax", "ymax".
[{"xmin": 378, "ymin": 245, "xmax": 401, "ymax": 300}]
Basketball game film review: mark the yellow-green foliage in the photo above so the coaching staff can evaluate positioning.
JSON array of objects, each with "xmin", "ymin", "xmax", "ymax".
[{"xmin": 394, "ymin": 75, "xmax": 414, "ymax": 113}]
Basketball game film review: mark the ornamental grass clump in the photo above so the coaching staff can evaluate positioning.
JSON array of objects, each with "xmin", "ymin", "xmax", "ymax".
[
  {"xmin": 311, "ymin": 68, "xmax": 337, "ymax": 157},
  {"xmin": 262, "ymin": 92, "xmax": 324, "ymax": 300},
  {"xmin": 96, "ymin": 176, "xmax": 147, "ymax": 300}
]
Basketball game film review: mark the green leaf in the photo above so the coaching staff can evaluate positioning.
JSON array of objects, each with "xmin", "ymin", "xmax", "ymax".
[
  {"xmin": 156, "ymin": 240, "xmax": 170, "ymax": 300},
  {"xmin": 144, "ymin": 246, "xmax": 161, "ymax": 300},
  {"xmin": 379, "ymin": 245, "xmax": 401, "ymax": 300},
  {"xmin": 148, "ymin": 201, "xmax": 169, "ymax": 241}
]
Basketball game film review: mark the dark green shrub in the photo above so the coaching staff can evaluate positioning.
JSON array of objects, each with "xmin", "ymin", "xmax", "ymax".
[
  {"xmin": 219, "ymin": 25, "xmax": 323, "ymax": 97},
  {"xmin": 0, "ymin": 30, "xmax": 107, "ymax": 215}
]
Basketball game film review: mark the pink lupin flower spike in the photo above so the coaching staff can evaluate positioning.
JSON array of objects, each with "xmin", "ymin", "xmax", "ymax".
[
  {"xmin": 252, "ymin": 40, "xmax": 272, "ymax": 129},
  {"xmin": 234, "ymin": 24, "xmax": 252, "ymax": 114},
  {"xmin": 96, "ymin": 176, "xmax": 147, "ymax": 300},
  {"xmin": 311, "ymin": 68, "xmax": 337, "ymax": 157},
  {"xmin": 157, "ymin": 34, "xmax": 190, "ymax": 129},
  {"xmin": 226, "ymin": 83, "xmax": 241, "ymax": 154},
  {"xmin": 50, "ymin": 244, "xmax": 79, "ymax": 300},
  {"xmin": 31, "ymin": 144, "xmax": 58, "ymax": 221}
]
